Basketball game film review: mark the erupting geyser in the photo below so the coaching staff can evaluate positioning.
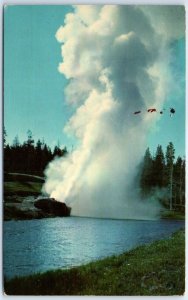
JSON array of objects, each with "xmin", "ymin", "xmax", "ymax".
[{"xmin": 43, "ymin": 5, "xmax": 185, "ymax": 219}]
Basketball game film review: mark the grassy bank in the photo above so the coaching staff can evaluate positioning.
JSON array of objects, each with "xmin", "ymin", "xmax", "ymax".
[
  {"xmin": 4, "ymin": 230, "xmax": 185, "ymax": 296},
  {"xmin": 4, "ymin": 173, "xmax": 45, "ymax": 220},
  {"xmin": 4, "ymin": 181, "xmax": 43, "ymax": 196},
  {"xmin": 161, "ymin": 210, "xmax": 185, "ymax": 220},
  {"xmin": 4, "ymin": 173, "xmax": 44, "ymax": 197}
]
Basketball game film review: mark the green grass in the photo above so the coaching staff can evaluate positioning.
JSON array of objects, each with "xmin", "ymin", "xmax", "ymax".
[
  {"xmin": 4, "ymin": 181, "xmax": 43, "ymax": 196},
  {"xmin": 4, "ymin": 230, "xmax": 185, "ymax": 296},
  {"xmin": 4, "ymin": 172, "xmax": 44, "ymax": 196},
  {"xmin": 161, "ymin": 210, "xmax": 185, "ymax": 220},
  {"xmin": 4, "ymin": 172, "xmax": 44, "ymax": 183}
]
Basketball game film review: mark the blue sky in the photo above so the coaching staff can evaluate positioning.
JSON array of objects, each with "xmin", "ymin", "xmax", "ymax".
[
  {"xmin": 148, "ymin": 38, "xmax": 185, "ymax": 158},
  {"xmin": 4, "ymin": 5, "xmax": 185, "ymax": 157},
  {"xmin": 4, "ymin": 5, "xmax": 74, "ymax": 149}
]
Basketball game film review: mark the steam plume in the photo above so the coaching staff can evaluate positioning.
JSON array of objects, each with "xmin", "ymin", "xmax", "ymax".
[{"xmin": 43, "ymin": 5, "xmax": 185, "ymax": 219}]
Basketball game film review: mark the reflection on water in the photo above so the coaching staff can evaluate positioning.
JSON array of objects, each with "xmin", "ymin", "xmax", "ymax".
[{"xmin": 3, "ymin": 217, "xmax": 184, "ymax": 278}]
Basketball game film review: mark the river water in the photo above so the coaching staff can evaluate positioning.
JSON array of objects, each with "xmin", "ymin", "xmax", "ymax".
[{"xmin": 3, "ymin": 217, "xmax": 184, "ymax": 279}]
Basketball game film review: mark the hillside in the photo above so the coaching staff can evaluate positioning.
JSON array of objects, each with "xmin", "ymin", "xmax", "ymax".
[{"xmin": 4, "ymin": 172, "xmax": 71, "ymax": 220}]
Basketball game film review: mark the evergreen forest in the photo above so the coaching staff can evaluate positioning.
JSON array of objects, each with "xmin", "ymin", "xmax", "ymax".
[{"xmin": 4, "ymin": 128, "xmax": 185, "ymax": 212}]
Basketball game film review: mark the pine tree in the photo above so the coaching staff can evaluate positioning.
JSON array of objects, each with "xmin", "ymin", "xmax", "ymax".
[
  {"xmin": 4, "ymin": 144, "xmax": 11, "ymax": 172},
  {"xmin": 11, "ymin": 135, "xmax": 21, "ymax": 172},
  {"xmin": 26, "ymin": 130, "xmax": 34, "ymax": 147},
  {"xmin": 35, "ymin": 139, "xmax": 43, "ymax": 174},
  {"xmin": 62, "ymin": 147, "xmax": 68, "ymax": 157},
  {"xmin": 173, "ymin": 156, "xmax": 185, "ymax": 211},
  {"xmin": 3, "ymin": 126, "xmax": 7, "ymax": 148},
  {"xmin": 53, "ymin": 145, "xmax": 62, "ymax": 157},
  {"xmin": 153, "ymin": 145, "xmax": 166, "ymax": 187},
  {"xmin": 140, "ymin": 147, "xmax": 153, "ymax": 195},
  {"xmin": 24, "ymin": 130, "xmax": 35, "ymax": 173},
  {"xmin": 3, "ymin": 129, "xmax": 69, "ymax": 175},
  {"xmin": 12, "ymin": 135, "xmax": 20, "ymax": 148},
  {"xmin": 181, "ymin": 158, "xmax": 185, "ymax": 210},
  {"xmin": 165, "ymin": 142, "xmax": 175, "ymax": 210},
  {"xmin": 173, "ymin": 156, "xmax": 182, "ymax": 208}
]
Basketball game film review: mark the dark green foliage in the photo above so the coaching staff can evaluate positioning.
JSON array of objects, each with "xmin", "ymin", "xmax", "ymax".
[
  {"xmin": 4, "ymin": 230, "xmax": 185, "ymax": 296},
  {"xmin": 139, "ymin": 142, "xmax": 185, "ymax": 212},
  {"xmin": 165, "ymin": 142, "xmax": 175, "ymax": 210},
  {"xmin": 173, "ymin": 157, "xmax": 185, "ymax": 211},
  {"xmin": 3, "ymin": 126, "xmax": 7, "ymax": 147},
  {"xmin": 4, "ymin": 129, "xmax": 68, "ymax": 176},
  {"xmin": 161, "ymin": 210, "xmax": 185, "ymax": 220},
  {"xmin": 166, "ymin": 142, "xmax": 175, "ymax": 168},
  {"xmin": 140, "ymin": 148, "xmax": 153, "ymax": 195},
  {"xmin": 153, "ymin": 145, "xmax": 166, "ymax": 187}
]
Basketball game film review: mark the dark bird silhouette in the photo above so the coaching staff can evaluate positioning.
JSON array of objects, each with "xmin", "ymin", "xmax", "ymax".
[
  {"xmin": 170, "ymin": 108, "xmax": 175, "ymax": 117},
  {"xmin": 170, "ymin": 108, "xmax": 175, "ymax": 114}
]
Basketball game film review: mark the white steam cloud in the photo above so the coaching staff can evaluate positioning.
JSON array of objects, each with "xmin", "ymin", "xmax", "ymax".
[{"xmin": 43, "ymin": 5, "xmax": 185, "ymax": 220}]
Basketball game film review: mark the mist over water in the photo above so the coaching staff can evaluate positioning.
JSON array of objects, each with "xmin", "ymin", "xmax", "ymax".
[{"xmin": 43, "ymin": 5, "xmax": 185, "ymax": 219}]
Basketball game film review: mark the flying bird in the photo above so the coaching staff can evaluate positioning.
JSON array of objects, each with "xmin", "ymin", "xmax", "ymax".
[
  {"xmin": 160, "ymin": 108, "xmax": 166, "ymax": 114},
  {"xmin": 170, "ymin": 108, "xmax": 175, "ymax": 117},
  {"xmin": 147, "ymin": 108, "xmax": 157, "ymax": 113},
  {"xmin": 132, "ymin": 107, "xmax": 175, "ymax": 117}
]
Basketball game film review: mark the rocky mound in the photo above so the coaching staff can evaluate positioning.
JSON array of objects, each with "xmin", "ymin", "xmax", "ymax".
[{"xmin": 34, "ymin": 198, "xmax": 71, "ymax": 217}]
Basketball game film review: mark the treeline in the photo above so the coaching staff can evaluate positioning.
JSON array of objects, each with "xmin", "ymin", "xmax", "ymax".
[
  {"xmin": 4, "ymin": 129, "xmax": 68, "ymax": 176},
  {"xmin": 139, "ymin": 142, "xmax": 185, "ymax": 212},
  {"xmin": 4, "ymin": 128, "xmax": 185, "ymax": 211}
]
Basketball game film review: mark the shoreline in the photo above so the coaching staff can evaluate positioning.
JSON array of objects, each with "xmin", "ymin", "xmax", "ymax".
[
  {"xmin": 4, "ymin": 212, "xmax": 185, "ymax": 222},
  {"xmin": 4, "ymin": 229, "xmax": 185, "ymax": 296}
]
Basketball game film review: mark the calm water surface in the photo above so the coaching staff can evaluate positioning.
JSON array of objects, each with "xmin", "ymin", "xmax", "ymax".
[{"xmin": 3, "ymin": 217, "xmax": 184, "ymax": 278}]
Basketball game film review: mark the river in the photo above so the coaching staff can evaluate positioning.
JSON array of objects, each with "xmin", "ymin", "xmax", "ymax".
[{"xmin": 3, "ymin": 217, "xmax": 184, "ymax": 279}]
